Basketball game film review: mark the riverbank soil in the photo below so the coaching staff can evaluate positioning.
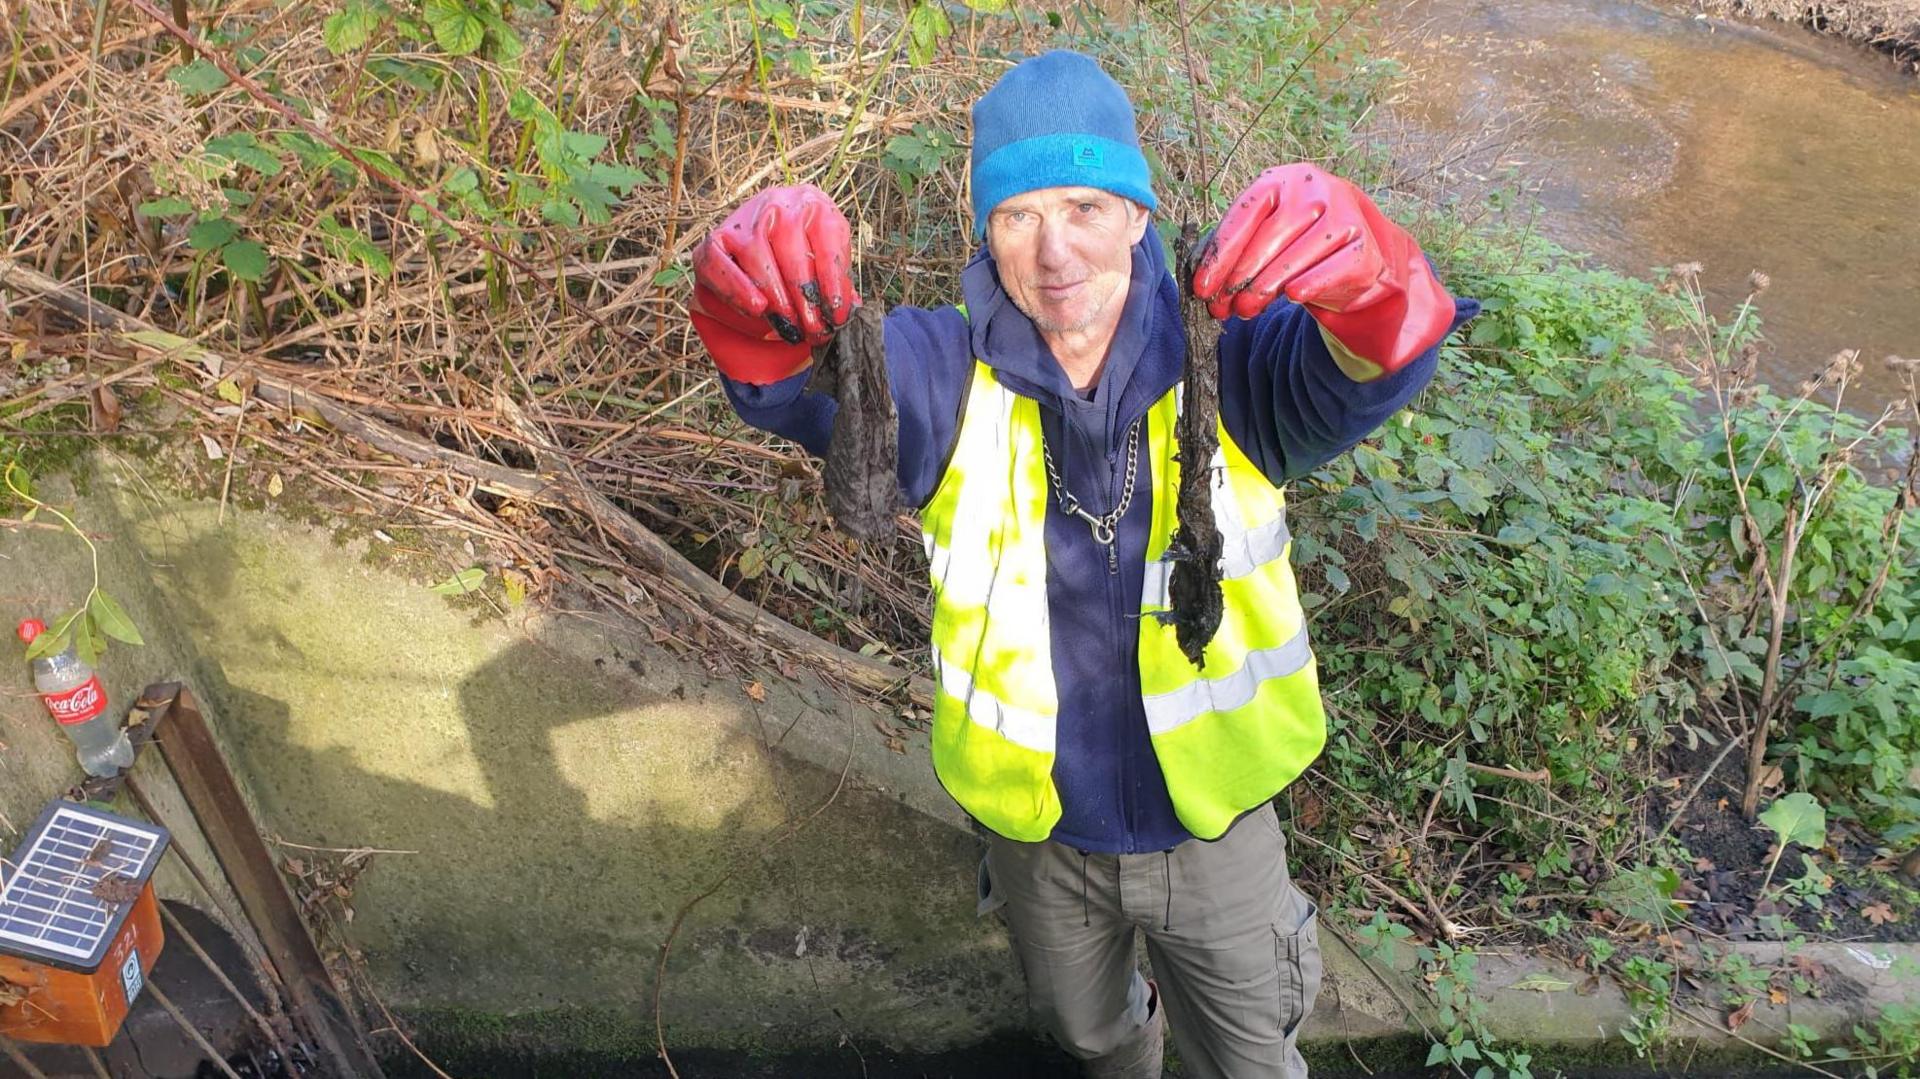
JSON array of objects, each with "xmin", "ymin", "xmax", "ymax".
[{"xmin": 1704, "ymin": 0, "xmax": 1920, "ymax": 69}]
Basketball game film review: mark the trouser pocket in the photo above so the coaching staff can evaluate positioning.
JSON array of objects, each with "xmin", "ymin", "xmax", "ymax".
[
  {"xmin": 977, "ymin": 853, "xmax": 1006, "ymax": 917},
  {"xmin": 1274, "ymin": 892, "xmax": 1322, "ymax": 1040}
]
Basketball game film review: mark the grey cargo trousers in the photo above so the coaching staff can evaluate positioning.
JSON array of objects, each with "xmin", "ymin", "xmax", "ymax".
[{"xmin": 979, "ymin": 803, "xmax": 1322, "ymax": 1078}]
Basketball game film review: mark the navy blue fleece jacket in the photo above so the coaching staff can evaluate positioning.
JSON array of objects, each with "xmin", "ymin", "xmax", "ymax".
[{"xmin": 723, "ymin": 228, "xmax": 1478, "ymax": 852}]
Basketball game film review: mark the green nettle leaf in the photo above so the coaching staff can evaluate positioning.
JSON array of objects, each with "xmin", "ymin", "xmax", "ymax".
[
  {"xmin": 323, "ymin": 1, "xmax": 382, "ymax": 55},
  {"xmin": 563, "ymin": 130, "xmax": 609, "ymax": 158},
  {"xmin": 88, "ymin": 591, "xmax": 145, "ymax": 647},
  {"xmin": 137, "ymin": 196, "xmax": 193, "ymax": 217},
  {"xmin": 1449, "ymin": 427, "xmax": 1496, "ymax": 469},
  {"xmin": 1325, "ymin": 564, "xmax": 1351, "ymax": 595},
  {"xmin": 762, "ymin": 0, "xmax": 798, "ymax": 39},
  {"xmin": 1759, "ymin": 792, "xmax": 1827, "ymax": 850},
  {"xmin": 480, "ymin": 14, "xmax": 524, "ymax": 61},
  {"xmin": 962, "ymin": 0, "xmax": 1012, "ymax": 11},
  {"xmin": 187, "ymin": 216, "xmax": 239, "ymax": 251},
  {"xmin": 652, "ymin": 264, "xmax": 688, "ymax": 287},
  {"xmin": 204, "ymin": 132, "xmax": 284, "ymax": 176},
  {"xmin": 423, "ymin": 0, "xmax": 485, "ymax": 55},
  {"xmin": 430, "ymin": 567, "xmax": 488, "ymax": 596},
  {"xmin": 906, "ymin": 1, "xmax": 950, "ymax": 66},
  {"xmin": 168, "ymin": 58, "xmax": 230, "ymax": 95},
  {"xmin": 221, "ymin": 240, "xmax": 270, "ymax": 282}
]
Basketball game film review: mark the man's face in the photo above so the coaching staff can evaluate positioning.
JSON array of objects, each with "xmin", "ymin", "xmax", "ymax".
[{"xmin": 985, "ymin": 187, "xmax": 1150, "ymax": 336}]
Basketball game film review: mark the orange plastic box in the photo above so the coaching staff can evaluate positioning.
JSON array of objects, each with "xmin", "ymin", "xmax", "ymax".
[{"xmin": 0, "ymin": 801, "xmax": 170, "ymax": 1046}]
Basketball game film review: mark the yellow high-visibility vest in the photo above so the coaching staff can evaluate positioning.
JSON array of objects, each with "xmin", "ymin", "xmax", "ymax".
[{"xmin": 920, "ymin": 360, "xmax": 1326, "ymax": 842}]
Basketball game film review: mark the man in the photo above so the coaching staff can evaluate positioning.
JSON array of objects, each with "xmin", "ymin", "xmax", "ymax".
[{"xmin": 688, "ymin": 50, "xmax": 1475, "ymax": 1079}]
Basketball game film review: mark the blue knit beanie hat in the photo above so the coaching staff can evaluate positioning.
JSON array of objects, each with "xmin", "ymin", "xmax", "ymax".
[{"xmin": 969, "ymin": 50, "xmax": 1157, "ymax": 240}]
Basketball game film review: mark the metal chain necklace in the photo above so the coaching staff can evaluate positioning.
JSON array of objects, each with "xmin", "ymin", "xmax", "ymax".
[{"xmin": 1041, "ymin": 416, "xmax": 1143, "ymax": 575}]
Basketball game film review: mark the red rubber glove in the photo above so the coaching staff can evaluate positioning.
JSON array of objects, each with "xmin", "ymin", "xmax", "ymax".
[
  {"xmin": 689, "ymin": 184, "xmax": 861, "ymax": 384},
  {"xmin": 1190, "ymin": 164, "xmax": 1455, "ymax": 377}
]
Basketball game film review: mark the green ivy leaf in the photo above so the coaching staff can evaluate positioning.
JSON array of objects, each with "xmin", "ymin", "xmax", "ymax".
[
  {"xmin": 88, "ymin": 591, "xmax": 145, "ymax": 647},
  {"xmin": 168, "ymin": 58, "xmax": 230, "ymax": 95},
  {"xmin": 429, "ymin": 567, "xmax": 488, "ymax": 596},
  {"xmin": 423, "ymin": 0, "xmax": 485, "ymax": 56},
  {"xmin": 1759, "ymin": 792, "xmax": 1827, "ymax": 850},
  {"xmin": 222, "ymin": 240, "xmax": 270, "ymax": 282}
]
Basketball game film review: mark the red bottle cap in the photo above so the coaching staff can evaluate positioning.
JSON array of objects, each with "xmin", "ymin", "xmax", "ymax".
[{"xmin": 16, "ymin": 619, "xmax": 46, "ymax": 644}]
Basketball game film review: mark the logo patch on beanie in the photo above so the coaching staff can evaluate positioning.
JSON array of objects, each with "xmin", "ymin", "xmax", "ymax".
[{"xmin": 1069, "ymin": 139, "xmax": 1105, "ymax": 169}]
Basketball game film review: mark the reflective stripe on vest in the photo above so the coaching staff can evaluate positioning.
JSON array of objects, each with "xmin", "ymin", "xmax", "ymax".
[{"xmin": 922, "ymin": 361, "xmax": 1326, "ymax": 843}]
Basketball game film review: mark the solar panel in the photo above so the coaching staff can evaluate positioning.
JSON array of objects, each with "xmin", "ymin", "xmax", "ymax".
[{"xmin": 0, "ymin": 801, "xmax": 169, "ymax": 973}]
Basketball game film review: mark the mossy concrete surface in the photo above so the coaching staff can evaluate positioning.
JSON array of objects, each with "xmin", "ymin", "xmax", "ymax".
[
  {"xmin": 6, "ymin": 455, "xmax": 1918, "ymax": 1073},
  {"xmin": 2, "ymin": 456, "xmax": 1023, "ymax": 1056}
]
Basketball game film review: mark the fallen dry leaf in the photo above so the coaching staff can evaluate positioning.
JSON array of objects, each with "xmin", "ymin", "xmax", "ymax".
[
  {"xmin": 1757, "ymin": 763, "xmax": 1785, "ymax": 792},
  {"xmin": 89, "ymin": 874, "xmax": 142, "ymax": 904},
  {"xmin": 92, "ymin": 383, "xmax": 122, "ymax": 432},
  {"xmin": 1295, "ymin": 786, "xmax": 1327, "ymax": 830},
  {"xmin": 745, "ymin": 680, "xmax": 767, "ymax": 702},
  {"xmin": 1791, "ymin": 953, "xmax": 1827, "ymax": 981},
  {"xmin": 1693, "ymin": 856, "xmax": 1716, "ymax": 872},
  {"xmin": 1862, "ymin": 902, "xmax": 1898, "ymax": 927},
  {"xmin": 1769, "ymin": 986, "xmax": 1789, "ymax": 1006},
  {"xmin": 1727, "ymin": 1000, "xmax": 1755, "ymax": 1032}
]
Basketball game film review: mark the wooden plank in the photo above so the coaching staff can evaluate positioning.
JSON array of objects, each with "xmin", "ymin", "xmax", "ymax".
[{"xmin": 152, "ymin": 686, "xmax": 386, "ymax": 1078}]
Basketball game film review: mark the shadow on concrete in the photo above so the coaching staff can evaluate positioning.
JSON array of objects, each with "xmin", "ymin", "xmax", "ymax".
[{"xmin": 118, "ymin": 524, "xmax": 1062, "ymax": 1077}]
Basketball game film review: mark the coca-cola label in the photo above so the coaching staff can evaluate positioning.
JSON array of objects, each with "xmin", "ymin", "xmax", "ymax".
[{"xmin": 43, "ymin": 676, "xmax": 107, "ymax": 725}]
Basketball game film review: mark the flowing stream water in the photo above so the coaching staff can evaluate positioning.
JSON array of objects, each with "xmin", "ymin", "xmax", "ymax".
[{"xmin": 1372, "ymin": 0, "xmax": 1920, "ymax": 415}]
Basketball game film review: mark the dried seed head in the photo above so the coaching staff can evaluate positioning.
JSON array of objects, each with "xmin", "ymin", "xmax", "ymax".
[
  {"xmin": 1796, "ymin": 379, "xmax": 1821, "ymax": 397},
  {"xmin": 1747, "ymin": 270, "xmax": 1771, "ymax": 294},
  {"xmin": 1674, "ymin": 261, "xmax": 1705, "ymax": 277},
  {"xmin": 1884, "ymin": 354, "xmax": 1919, "ymax": 373},
  {"xmin": 1817, "ymin": 349, "xmax": 1860, "ymax": 386}
]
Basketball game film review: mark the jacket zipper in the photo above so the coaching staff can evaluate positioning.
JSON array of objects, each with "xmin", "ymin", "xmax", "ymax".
[{"xmin": 1105, "ymin": 425, "xmax": 1136, "ymax": 853}]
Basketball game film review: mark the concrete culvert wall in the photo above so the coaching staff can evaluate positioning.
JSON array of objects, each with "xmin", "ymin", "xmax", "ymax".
[{"xmin": 0, "ymin": 456, "xmax": 1035, "ymax": 1073}]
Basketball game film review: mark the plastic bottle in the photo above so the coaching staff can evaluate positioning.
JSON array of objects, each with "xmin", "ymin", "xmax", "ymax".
[{"xmin": 17, "ymin": 618, "xmax": 133, "ymax": 777}]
